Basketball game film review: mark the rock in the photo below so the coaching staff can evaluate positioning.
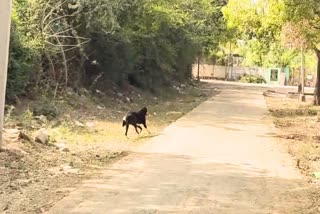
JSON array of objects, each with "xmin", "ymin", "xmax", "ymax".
[
  {"xmin": 5, "ymin": 128, "xmax": 20, "ymax": 135},
  {"xmin": 95, "ymin": 89, "xmax": 105, "ymax": 96},
  {"xmin": 97, "ymin": 105, "xmax": 104, "ymax": 110},
  {"xmin": 54, "ymin": 143, "xmax": 69, "ymax": 152},
  {"xmin": 117, "ymin": 92, "xmax": 123, "ymax": 97},
  {"xmin": 19, "ymin": 131, "xmax": 31, "ymax": 141},
  {"xmin": 125, "ymin": 97, "xmax": 132, "ymax": 103},
  {"xmin": 61, "ymin": 164, "xmax": 80, "ymax": 174},
  {"xmin": 85, "ymin": 122, "xmax": 97, "ymax": 132},
  {"xmin": 34, "ymin": 115, "xmax": 47, "ymax": 124},
  {"xmin": 66, "ymin": 87, "xmax": 74, "ymax": 96},
  {"xmin": 75, "ymin": 121, "xmax": 85, "ymax": 127},
  {"xmin": 35, "ymin": 128, "xmax": 49, "ymax": 144},
  {"xmin": 85, "ymin": 122, "xmax": 95, "ymax": 129},
  {"xmin": 54, "ymin": 143, "xmax": 63, "ymax": 149}
]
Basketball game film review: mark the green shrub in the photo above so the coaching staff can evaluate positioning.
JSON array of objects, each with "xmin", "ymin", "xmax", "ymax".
[
  {"xmin": 7, "ymin": 22, "xmax": 37, "ymax": 100},
  {"xmin": 32, "ymin": 100, "xmax": 60, "ymax": 120},
  {"xmin": 8, "ymin": 0, "xmax": 226, "ymax": 98},
  {"xmin": 240, "ymin": 74, "xmax": 266, "ymax": 84}
]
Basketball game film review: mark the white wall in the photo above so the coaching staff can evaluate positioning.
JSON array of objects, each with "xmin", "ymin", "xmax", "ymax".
[{"xmin": 192, "ymin": 64, "xmax": 266, "ymax": 80}]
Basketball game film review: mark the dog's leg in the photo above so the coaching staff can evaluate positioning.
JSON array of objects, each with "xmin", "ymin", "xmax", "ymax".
[
  {"xmin": 137, "ymin": 125, "xmax": 142, "ymax": 133},
  {"xmin": 125, "ymin": 123, "xmax": 129, "ymax": 137},
  {"xmin": 134, "ymin": 125, "xmax": 140, "ymax": 134}
]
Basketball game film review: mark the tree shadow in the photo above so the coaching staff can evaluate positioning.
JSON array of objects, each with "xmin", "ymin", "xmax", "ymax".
[{"xmin": 137, "ymin": 133, "xmax": 161, "ymax": 140}]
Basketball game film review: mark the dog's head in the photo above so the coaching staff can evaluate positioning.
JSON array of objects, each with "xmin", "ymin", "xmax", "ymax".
[{"xmin": 140, "ymin": 107, "xmax": 148, "ymax": 116}]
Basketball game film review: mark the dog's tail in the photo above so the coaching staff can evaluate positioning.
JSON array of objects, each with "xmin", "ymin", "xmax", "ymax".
[{"xmin": 122, "ymin": 116, "xmax": 126, "ymax": 127}]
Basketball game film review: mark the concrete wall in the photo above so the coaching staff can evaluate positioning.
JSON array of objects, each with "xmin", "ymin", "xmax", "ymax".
[{"xmin": 192, "ymin": 64, "xmax": 266, "ymax": 80}]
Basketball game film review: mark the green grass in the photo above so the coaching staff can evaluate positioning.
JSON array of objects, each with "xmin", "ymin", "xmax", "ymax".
[{"xmin": 6, "ymin": 82, "xmax": 214, "ymax": 148}]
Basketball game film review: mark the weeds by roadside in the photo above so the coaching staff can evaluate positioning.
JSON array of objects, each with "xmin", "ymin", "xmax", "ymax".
[
  {"xmin": 0, "ymin": 81, "xmax": 216, "ymax": 213},
  {"xmin": 265, "ymin": 94, "xmax": 320, "ymax": 176},
  {"xmin": 264, "ymin": 91, "xmax": 320, "ymax": 213}
]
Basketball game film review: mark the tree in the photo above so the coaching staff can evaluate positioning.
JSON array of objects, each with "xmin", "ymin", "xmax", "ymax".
[
  {"xmin": 222, "ymin": 0, "xmax": 286, "ymax": 67},
  {"xmin": 9, "ymin": 0, "xmax": 227, "ymax": 97},
  {"xmin": 282, "ymin": 0, "xmax": 320, "ymax": 105}
]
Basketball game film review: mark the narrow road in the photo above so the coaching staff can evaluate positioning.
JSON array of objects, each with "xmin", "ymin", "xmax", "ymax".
[{"xmin": 48, "ymin": 82, "xmax": 308, "ymax": 214}]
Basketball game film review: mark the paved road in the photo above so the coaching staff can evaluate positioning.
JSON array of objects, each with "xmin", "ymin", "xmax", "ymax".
[{"xmin": 47, "ymin": 82, "xmax": 308, "ymax": 214}]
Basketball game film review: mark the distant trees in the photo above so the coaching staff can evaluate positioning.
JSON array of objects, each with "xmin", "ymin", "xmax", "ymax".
[
  {"xmin": 222, "ymin": 0, "xmax": 320, "ymax": 104},
  {"xmin": 8, "ymin": 0, "xmax": 227, "ymax": 99},
  {"xmin": 282, "ymin": 0, "xmax": 320, "ymax": 104}
]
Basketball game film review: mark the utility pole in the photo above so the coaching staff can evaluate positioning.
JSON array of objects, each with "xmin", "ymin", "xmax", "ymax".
[
  {"xmin": 0, "ymin": 0, "xmax": 13, "ymax": 148},
  {"xmin": 197, "ymin": 56, "xmax": 200, "ymax": 81},
  {"xmin": 299, "ymin": 47, "xmax": 306, "ymax": 102},
  {"xmin": 228, "ymin": 42, "xmax": 233, "ymax": 80}
]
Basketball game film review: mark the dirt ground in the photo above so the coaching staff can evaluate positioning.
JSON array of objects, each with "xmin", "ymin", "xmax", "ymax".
[
  {"xmin": 264, "ymin": 90, "xmax": 320, "ymax": 213},
  {"xmin": 47, "ymin": 81, "xmax": 314, "ymax": 214},
  {"xmin": 264, "ymin": 91, "xmax": 320, "ymax": 177},
  {"xmin": 0, "ymin": 81, "xmax": 215, "ymax": 214}
]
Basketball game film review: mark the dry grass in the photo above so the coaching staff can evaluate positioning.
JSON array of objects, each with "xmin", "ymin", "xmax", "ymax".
[
  {"xmin": 43, "ymin": 82, "xmax": 215, "ymax": 150},
  {"xmin": 0, "ymin": 81, "xmax": 216, "ymax": 213},
  {"xmin": 265, "ymin": 91, "xmax": 320, "ymax": 213},
  {"xmin": 265, "ymin": 93, "xmax": 320, "ymax": 176}
]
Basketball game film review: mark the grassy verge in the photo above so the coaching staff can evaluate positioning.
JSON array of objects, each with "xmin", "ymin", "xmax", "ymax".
[
  {"xmin": 265, "ymin": 93, "xmax": 320, "ymax": 176},
  {"xmin": 264, "ymin": 92, "xmax": 320, "ymax": 213},
  {"xmin": 0, "ymin": 81, "xmax": 216, "ymax": 213}
]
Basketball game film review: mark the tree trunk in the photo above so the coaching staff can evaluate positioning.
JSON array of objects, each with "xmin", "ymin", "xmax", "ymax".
[
  {"xmin": 299, "ymin": 48, "xmax": 306, "ymax": 102},
  {"xmin": 313, "ymin": 48, "xmax": 320, "ymax": 105},
  {"xmin": 197, "ymin": 56, "xmax": 200, "ymax": 81},
  {"xmin": 0, "ymin": 0, "xmax": 13, "ymax": 149},
  {"xmin": 301, "ymin": 48, "xmax": 305, "ymax": 95}
]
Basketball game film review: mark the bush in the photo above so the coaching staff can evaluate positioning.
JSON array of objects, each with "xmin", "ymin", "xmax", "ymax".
[
  {"xmin": 32, "ymin": 100, "xmax": 60, "ymax": 120},
  {"xmin": 240, "ymin": 74, "xmax": 266, "ymax": 84},
  {"xmin": 7, "ymin": 22, "xmax": 37, "ymax": 100},
  {"xmin": 8, "ymin": 0, "xmax": 226, "ymax": 98}
]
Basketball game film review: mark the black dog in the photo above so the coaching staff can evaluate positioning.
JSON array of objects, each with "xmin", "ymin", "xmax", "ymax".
[{"xmin": 122, "ymin": 107, "xmax": 150, "ymax": 136}]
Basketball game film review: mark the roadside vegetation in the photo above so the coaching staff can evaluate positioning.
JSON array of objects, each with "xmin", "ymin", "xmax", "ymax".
[
  {"xmin": 264, "ymin": 91, "xmax": 320, "ymax": 213},
  {"xmin": 3, "ymin": 0, "xmax": 320, "ymax": 212},
  {"xmin": 2, "ymin": 0, "xmax": 225, "ymax": 212},
  {"xmin": 1, "ymin": 81, "xmax": 216, "ymax": 213},
  {"xmin": 222, "ymin": 0, "xmax": 320, "ymax": 104},
  {"xmin": 266, "ymin": 93, "xmax": 320, "ymax": 176}
]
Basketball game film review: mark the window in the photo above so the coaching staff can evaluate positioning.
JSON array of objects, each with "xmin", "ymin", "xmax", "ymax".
[{"xmin": 270, "ymin": 69, "xmax": 278, "ymax": 81}]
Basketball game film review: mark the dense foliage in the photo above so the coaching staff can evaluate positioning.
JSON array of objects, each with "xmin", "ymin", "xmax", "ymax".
[
  {"xmin": 281, "ymin": 0, "xmax": 320, "ymax": 104},
  {"xmin": 239, "ymin": 73, "xmax": 266, "ymax": 84},
  {"xmin": 8, "ymin": 0, "xmax": 227, "ymax": 99},
  {"xmin": 222, "ymin": 0, "xmax": 320, "ymax": 104}
]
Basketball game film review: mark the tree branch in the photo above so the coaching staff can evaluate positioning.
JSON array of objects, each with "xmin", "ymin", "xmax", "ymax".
[
  {"xmin": 49, "ymin": 26, "xmax": 68, "ymax": 86},
  {"xmin": 42, "ymin": 0, "xmax": 68, "ymax": 26}
]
